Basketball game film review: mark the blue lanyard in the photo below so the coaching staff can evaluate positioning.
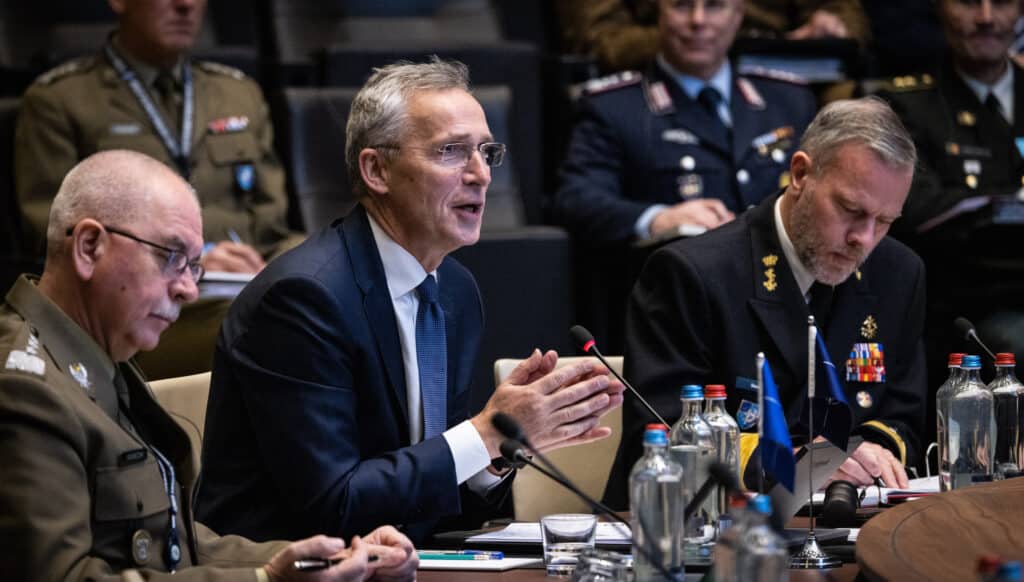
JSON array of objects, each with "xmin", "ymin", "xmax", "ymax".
[
  {"xmin": 151, "ymin": 446, "xmax": 182, "ymax": 572},
  {"xmin": 104, "ymin": 42, "xmax": 194, "ymax": 180}
]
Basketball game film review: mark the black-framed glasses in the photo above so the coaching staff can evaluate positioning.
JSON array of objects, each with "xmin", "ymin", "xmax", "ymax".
[
  {"xmin": 65, "ymin": 225, "xmax": 204, "ymax": 283},
  {"xmin": 373, "ymin": 142, "xmax": 507, "ymax": 168}
]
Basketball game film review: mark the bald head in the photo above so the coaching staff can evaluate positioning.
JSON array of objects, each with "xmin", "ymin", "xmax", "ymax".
[{"xmin": 46, "ymin": 150, "xmax": 199, "ymax": 260}]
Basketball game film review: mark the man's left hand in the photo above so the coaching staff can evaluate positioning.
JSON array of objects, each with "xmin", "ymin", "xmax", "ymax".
[
  {"xmin": 786, "ymin": 10, "xmax": 848, "ymax": 40},
  {"xmin": 362, "ymin": 526, "xmax": 418, "ymax": 581},
  {"xmin": 830, "ymin": 441, "xmax": 909, "ymax": 489}
]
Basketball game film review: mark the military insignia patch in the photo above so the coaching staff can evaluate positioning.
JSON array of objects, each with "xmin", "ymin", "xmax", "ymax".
[
  {"xmin": 737, "ymin": 399, "xmax": 760, "ymax": 429},
  {"xmin": 68, "ymin": 362, "xmax": 90, "ymax": 389},
  {"xmin": 663, "ymin": 129, "xmax": 699, "ymax": 146},
  {"xmin": 736, "ymin": 77, "xmax": 766, "ymax": 109},
  {"xmin": 861, "ymin": 315, "xmax": 878, "ymax": 339},
  {"xmin": 208, "ymin": 116, "xmax": 249, "ymax": 134},
  {"xmin": 645, "ymin": 81, "xmax": 674, "ymax": 114},
  {"xmin": 132, "ymin": 529, "xmax": 153, "ymax": 565},
  {"xmin": 109, "ymin": 122, "xmax": 142, "ymax": 136},
  {"xmin": 5, "ymin": 350, "xmax": 45, "ymax": 376},
  {"xmin": 856, "ymin": 390, "xmax": 873, "ymax": 408},
  {"xmin": 846, "ymin": 342, "xmax": 885, "ymax": 383},
  {"xmin": 762, "ymin": 254, "xmax": 778, "ymax": 292},
  {"xmin": 678, "ymin": 174, "xmax": 703, "ymax": 199}
]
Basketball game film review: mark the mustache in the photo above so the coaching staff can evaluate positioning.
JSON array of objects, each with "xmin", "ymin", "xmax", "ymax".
[{"xmin": 152, "ymin": 305, "xmax": 181, "ymax": 323}]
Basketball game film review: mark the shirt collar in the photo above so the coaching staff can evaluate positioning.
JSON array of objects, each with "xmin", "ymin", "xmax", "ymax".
[
  {"xmin": 958, "ymin": 62, "xmax": 1015, "ymax": 124},
  {"xmin": 367, "ymin": 214, "xmax": 433, "ymax": 300},
  {"xmin": 111, "ymin": 33, "xmax": 183, "ymax": 88},
  {"xmin": 773, "ymin": 196, "xmax": 816, "ymax": 298},
  {"xmin": 657, "ymin": 53, "xmax": 732, "ymax": 105}
]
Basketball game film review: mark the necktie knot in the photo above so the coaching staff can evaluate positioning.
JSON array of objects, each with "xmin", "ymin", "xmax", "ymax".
[
  {"xmin": 698, "ymin": 86, "xmax": 723, "ymax": 115},
  {"xmin": 417, "ymin": 274, "xmax": 439, "ymax": 304}
]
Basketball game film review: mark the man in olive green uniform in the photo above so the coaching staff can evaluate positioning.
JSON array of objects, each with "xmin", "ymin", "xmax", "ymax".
[{"xmin": 0, "ymin": 150, "xmax": 417, "ymax": 581}]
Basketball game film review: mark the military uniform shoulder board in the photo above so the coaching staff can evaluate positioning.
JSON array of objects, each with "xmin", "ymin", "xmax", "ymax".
[
  {"xmin": 736, "ymin": 78, "xmax": 766, "ymax": 110},
  {"xmin": 33, "ymin": 56, "xmax": 95, "ymax": 86},
  {"xmin": 879, "ymin": 73, "xmax": 935, "ymax": 93},
  {"xmin": 195, "ymin": 60, "xmax": 248, "ymax": 81},
  {"xmin": 741, "ymin": 66, "xmax": 808, "ymax": 86},
  {"xmin": 580, "ymin": 70, "xmax": 642, "ymax": 96},
  {"xmin": 3, "ymin": 327, "xmax": 46, "ymax": 377}
]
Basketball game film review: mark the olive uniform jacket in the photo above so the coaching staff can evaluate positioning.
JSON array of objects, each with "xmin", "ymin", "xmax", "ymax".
[
  {"xmin": 603, "ymin": 194, "xmax": 927, "ymax": 508},
  {"xmin": 0, "ymin": 276, "xmax": 286, "ymax": 581},
  {"xmin": 15, "ymin": 50, "xmax": 290, "ymax": 258}
]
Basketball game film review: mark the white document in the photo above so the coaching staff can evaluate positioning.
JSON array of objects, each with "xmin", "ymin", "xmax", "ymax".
[
  {"xmin": 418, "ymin": 557, "xmax": 542, "ymax": 571},
  {"xmin": 466, "ymin": 522, "xmax": 632, "ymax": 544},
  {"xmin": 810, "ymin": 475, "xmax": 940, "ymax": 507}
]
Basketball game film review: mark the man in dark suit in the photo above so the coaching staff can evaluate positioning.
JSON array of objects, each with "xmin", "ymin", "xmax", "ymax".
[
  {"xmin": 553, "ymin": 0, "xmax": 818, "ymax": 350},
  {"xmin": 198, "ymin": 59, "xmax": 625, "ymax": 543},
  {"xmin": 605, "ymin": 97, "xmax": 926, "ymax": 508},
  {"xmin": 874, "ymin": 0, "xmax": 1024, "ymax": 365}
]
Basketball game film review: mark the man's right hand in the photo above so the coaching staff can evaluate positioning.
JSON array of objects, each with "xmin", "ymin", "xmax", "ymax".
[
  {"xmin": 201, "ymin": 241, "xmax": 267, "ymax": 274},
  {"xmin": 264, "ymin": 535, "xmax": 369, "ymax": 581},
  {"xmin": 650, "ymin": 199, "xmax": 735, "ymax": 236},
  {"xmin": 471, "ymin": 350, "xmax": 626, "ymax": 459}
]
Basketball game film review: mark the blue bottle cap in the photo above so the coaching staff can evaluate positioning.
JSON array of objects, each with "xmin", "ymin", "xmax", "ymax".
[
  {"xmin": 643, "ymin": 428, "xmax": 669, "ymax": 446},
  {"xmin": 680, "ymin": 384, "xmax": 703, "ymax": 399},
  {"xmin": 962, "ymin": 354, "xmax": 982, "ymax": 369},
  {"xmin": 999, "ymin": 561, "xmax": 1023, "ymax": 581},
  {"xmin": 750, "ymin": 494, "xmax": 772, "ymax": 515}
]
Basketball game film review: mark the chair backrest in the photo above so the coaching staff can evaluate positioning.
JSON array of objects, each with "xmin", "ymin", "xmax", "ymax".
[
  {"xmin": 149, "ymin": 372, "xmax": 212, "ymax": 470},
  {"xmin": 494, "ymin": 355, "xmax": 624, "ymax": 521}
]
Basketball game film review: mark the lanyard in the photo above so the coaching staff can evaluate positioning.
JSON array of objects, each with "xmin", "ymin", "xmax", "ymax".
[{"xmin": 104, "ymin": 42, "xmax": 193, "ymax": 179}]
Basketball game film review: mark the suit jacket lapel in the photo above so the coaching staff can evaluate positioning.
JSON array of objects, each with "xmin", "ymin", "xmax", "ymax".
[
  {"xmin": 344, "ymin": 207, "xmax": 410, "ymax": 430},
  {"xmin": 745, "ymin": 195, "xmax": 810, "ymax": 384}
]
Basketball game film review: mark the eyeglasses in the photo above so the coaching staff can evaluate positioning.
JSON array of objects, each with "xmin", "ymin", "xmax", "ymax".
[
  {"xmin": 373, "ymin": 142, "xmax": 507, "ymax": 168},
  {"xmin": 666, "ymin": 0, "xmax": 732, "ymax": 14},
  {"xmin": 65, "ymin": 225, "xmax": 204, "ymax": 283}
]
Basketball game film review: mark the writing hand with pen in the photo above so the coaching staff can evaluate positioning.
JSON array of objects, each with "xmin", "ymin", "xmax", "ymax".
[
  {"xmin": 262, "ymin": 525, "xmax": 418, "ymax": 581},
  {"xmin": 200, "ymin": 230, "xmax": 266, "ymax": 274}
]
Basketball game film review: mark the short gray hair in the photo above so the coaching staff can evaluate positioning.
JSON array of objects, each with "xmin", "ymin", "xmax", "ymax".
[
  {"xmin": 344, "ymin": 57, "xmax": 470, "ymax": 198},
  {"xmin": 46, "ymin": 150, "xmax": 195, "ymax": 258},
  {"xmin": 799, "ymin": 96, "xmax": 917, "ymax": 175}
]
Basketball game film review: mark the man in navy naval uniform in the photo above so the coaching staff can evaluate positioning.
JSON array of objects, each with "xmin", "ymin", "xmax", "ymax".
[
  {"xmin": 553, "ymin": 0, "xmax": 818, "ymax": 350},
  {"xmin": 604, "ymin": 97, "xmax": 927, "ymax": 508}
]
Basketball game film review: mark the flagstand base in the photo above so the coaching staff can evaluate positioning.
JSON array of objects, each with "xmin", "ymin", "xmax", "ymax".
[{"xmin": 789, "ymin": 531, "xmax": 842, "ymax": 569}]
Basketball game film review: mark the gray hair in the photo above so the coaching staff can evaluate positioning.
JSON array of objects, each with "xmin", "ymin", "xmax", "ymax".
[
  {"xmin": 799, "ymin": 96, "xmax": 917, "ymax": 175},
  {"xmin": 46, "ymin": 150, "xmax": 195, "ymax": 258},
  {"xmin": 344, "ymin": 57, "xmax": 470, "ymax": 198}
]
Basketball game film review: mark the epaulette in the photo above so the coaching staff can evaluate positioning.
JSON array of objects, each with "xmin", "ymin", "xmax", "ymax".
[
  {"xmin": 740, "ymin": 66, "xmax": 808, "ymax": 86},
  {"xmin": 2, "ymin": 326, "xmax": 46, "ymax": 378},
  {"xmin": 878, "ymin": 74, "xmax": 935, "ymax": 93},
  {"xmin": 33, "ymin": 56, "xmax": 94, "ymax": 86},
  {"xmin": 581, "ymin": 71, "xmax": 643, "ymax": 96},
  {"xmin": 195, "ymin": 60, "xmax": 249, "ymax": 81}
]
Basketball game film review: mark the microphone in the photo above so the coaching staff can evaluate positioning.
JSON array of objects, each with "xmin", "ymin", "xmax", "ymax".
[
  {"xmin": 569, "ymin": 325, "xmax": 669, "ymax": 427},
  {"xmin": 684, "ymin": 461, "xmax": 738, "ymax": 520},
  {"xmin": 954, "ymin": 317, "xmax": 997, "ymax": 361},
  {"xmin": 493, "ymin": 411, "xmax": 530, "ymax": 447}
]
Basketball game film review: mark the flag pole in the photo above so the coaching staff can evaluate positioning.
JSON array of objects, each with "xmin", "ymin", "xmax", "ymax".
[
  {"xmin": 757, "ymin": 351, "xmax": 765, "ymax": 495},
  {"xmin": 790, "ymin": 315, "xmax": 841, "ymax": 569}
]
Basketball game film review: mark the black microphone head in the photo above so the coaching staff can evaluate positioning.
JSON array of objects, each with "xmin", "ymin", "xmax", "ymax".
[
  {"xmin": 954, "ymin": 317, "xmax": 976, "ymax": 340},
  {"xmin": 708, "ymin": 462, "xmax": 740, "ymax": 493},
  {"xmin": 569, "ymin": 325, "xmax": 596, "ymax": 353},
  {"xmin": 499, "ymin": 439, "xmax": 524, "ymax": 462},
  {"xmin": 492, "ymin": 412, "xmax": 526, "ymax": 443}
]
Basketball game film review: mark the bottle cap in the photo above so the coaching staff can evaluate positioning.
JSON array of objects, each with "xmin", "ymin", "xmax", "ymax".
[
  {"xmin": 680, "ymin": 384, "xmax": 703, "ymax": 399},
  {"xmin": 643, "ymin": 428, "xmax": 669, "ymax": 446},
  {"xmin": 948, "ymin": 353, "xmax": 965, "ymax": 366},
  {"xmin": 705, "ymin": 384, "xmax": 727, "ymax": 399},
  {"xmin": 750, "ymin": 494, "xmax": 772, "ymax": 515},
  {"xmin": 996, "ymin": 353, "xmax": 1017, "ymax": 366},
  {"xmin": 645, "ymin": 423, "xmax": 670, "ymax": 433},
  {"xmin": 977, "ymin": 554, "xmax": 1001, "ymax": 575},
  {"xmin": 999, "ymin": 561, "xmax": 1023, "ymax": 581},
  {"xmin": 962, "ymin": 354, "xmax": 982, "ymax": 369}
]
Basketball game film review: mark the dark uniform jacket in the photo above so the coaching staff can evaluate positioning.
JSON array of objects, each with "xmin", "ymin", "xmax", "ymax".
[
  {"xmin": 603, "ymin": 194, "xmax": 927, "ymax": 508},
  {"xmin": 15, "ymin": 50, "xmax": 290, "ymax": 258},
  {"xmin": 199, "ymin": 206, "xmax": 506, "ymax": 544},
  {"xmin": 554, "ymin": 63, "xmax": 817, "ymax": 245},
  {"xmin": 0, "ymin": 276, "xmax": 286, "ymax": 580}
]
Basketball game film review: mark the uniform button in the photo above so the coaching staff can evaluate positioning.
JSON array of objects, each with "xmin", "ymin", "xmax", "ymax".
[
  {"xmin": 736, "ymin": 169, "xmax": 750, "ymax": 184},
  {"xmin": 771, "ymin": 149, "xmax": 785, "ymax": 163},
  {"xmin": 679, "ymin": 155, "xmax": 696, "ymax": 171}
]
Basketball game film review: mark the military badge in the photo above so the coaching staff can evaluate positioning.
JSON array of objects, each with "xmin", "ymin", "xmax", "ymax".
[
  {"xmin": 957, "ymin": 111, "xmax": 976, "ymax": 127},
  {"xmin": 856, "ymin": 390, "xmax": 874, "ymax": 408},
  {"xmin": 963, "ymin": 159, "xmax": 981, "ymax": 176},
  {"xmin": 68, "ymin": 362, "xmax": 90, "ymax": 389},
  {"xmin": 966, "ymin": 174, "xmax": 978, "ymax": 189},
  {"xmin": 855, "ymin": 270, "xmax": 862, "ymax": 281},
  {"xmin": 846, "ymin": 342, "xmax": 885, "ymax": 383},
  {"xmin": 645, "ymin": 81, "xmax": 674, "ymax": 114},
  {"xmin": 736, "ymin": 399, "xmax": 760, "ymax": 429},
  {"xmin": 678, "ymin": 174, "xmax": 703, "ymax": 199},
  {"xmin": 861, "ymin": 315, "xmax": 878, "ymax": 339},
  {"xmin": 207, "ymin": 115, "xmax": 249, "ymax": 134},
  {"xmin": 109, "ymin": 122, "xmax": 142, "ymax": 136},
  {"xmin": 663, "ymin": 129, "xmax": 699, "ymax": 146},
  {"xmin": 762, "ymin": 254, "xmax": 778, "ymax": 292},
  {"xmin": 132, "ymin": 529, "xmax": 153, "ymax": 565},
  {"xmin": 5, "ymin": 350, "xmax": 45, "ymax": 376}
]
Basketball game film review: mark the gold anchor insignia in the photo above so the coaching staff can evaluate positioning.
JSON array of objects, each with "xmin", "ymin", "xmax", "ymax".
[
  {"xmin": 855, "ymin": 269, "xmax": 862, "ymax": 281},
  {"xmin": 861, "ymin": 315, "xmax": 878, "ymax": 340},
  {"xmin": 762, "ymin": 254, "xmax": 778, "ymax": 291}
]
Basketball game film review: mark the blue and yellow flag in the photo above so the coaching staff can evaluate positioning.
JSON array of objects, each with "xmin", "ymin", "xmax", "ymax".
[{"xmin": 761, "ymin": 359, "xmax": 795, "ymax": 492}]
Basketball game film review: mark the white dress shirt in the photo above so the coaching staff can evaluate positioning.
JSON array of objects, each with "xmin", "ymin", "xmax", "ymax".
[
  {"xmin": 959, "ymin": 63, "xmax": 1015, "ymax": 125},
  {"xmin": 774, "ymin": 196, "xmax": 816, "ymax": 301},
  {"xmin": 368, "ymin": 216, "xmax": 501, "ymax": 492}
]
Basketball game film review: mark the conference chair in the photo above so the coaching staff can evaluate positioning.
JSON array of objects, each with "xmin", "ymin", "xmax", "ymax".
[
  {"xmin": 149, "ymin": 371, "xmax": 212, "ymax": 473},
  {"xmin": 494, "ymin": 356, "xmax": 624, "ymax": 521}
]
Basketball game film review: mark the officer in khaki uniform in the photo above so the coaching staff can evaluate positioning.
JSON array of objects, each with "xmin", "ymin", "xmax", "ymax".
[{"xmin": 0, "ymin": 150, "xmax": 417, "ymax": 581}]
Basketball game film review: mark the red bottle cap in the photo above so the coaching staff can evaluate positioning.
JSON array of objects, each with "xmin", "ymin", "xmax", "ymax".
[
  {"xmin": 948, "ymin": 353, "xmax": 965, "ymax": 366},
  {"xmin": 645, "ymin": 423, "xmax": 669, "ymax": 434},
  {"xmin": 996, "ymin": 353, "xmax": 1017, "ymax": 366},
  {"xmin": 705, "ymin": 384, "xmax": 727, "ymax": 398}
]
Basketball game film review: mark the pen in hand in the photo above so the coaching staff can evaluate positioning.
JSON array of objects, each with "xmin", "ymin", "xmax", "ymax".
[
  {"xmin": 226, "ymin": 228, "xmax": 243, "ymax": 244},
  {"xmin": 293, "ymin": 554, "xmax": 379, "ymax": 572}
]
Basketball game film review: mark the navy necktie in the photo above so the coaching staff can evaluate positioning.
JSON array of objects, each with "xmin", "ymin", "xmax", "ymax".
[
  {"xmin": 416, "ymin": 274, "xmax": 448, "ymax": 439},
  {"xmin": 697, "ymin": 85, "xmax": 731, "ymax": 144}
]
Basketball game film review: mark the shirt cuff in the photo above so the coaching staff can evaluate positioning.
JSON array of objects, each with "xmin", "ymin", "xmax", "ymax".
[
  {"xmin": 634, "ymin": 204, "xmax": 668, "ymax": 240},
  {"xmin": 443, "ymin": 420, "xmax": 492, "ymax": 485}
]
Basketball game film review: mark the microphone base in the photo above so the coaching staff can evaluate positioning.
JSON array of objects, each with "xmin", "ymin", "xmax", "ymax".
[{"xmin": 788, "ymin": 531, "xmax": 842, "ymax": 569}]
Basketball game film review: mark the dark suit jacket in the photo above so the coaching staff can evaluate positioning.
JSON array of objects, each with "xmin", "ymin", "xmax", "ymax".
[
  {"xmin": 198, "ymin": 206, "xmax": 494, "ymax": 543},
  {"xmin": 553, "ymin": 63, "xmax": 817, "ymax": 245},
  {"xmin": 604, "ymin": 194, "xmax": 928, "ymax": 508}
]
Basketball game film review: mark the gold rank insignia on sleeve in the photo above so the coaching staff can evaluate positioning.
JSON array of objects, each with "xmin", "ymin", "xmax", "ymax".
[
  {"xmin": 861, "ymin": 315, "xmax": 878, "ymax": 340},
  {"xmin": 762, "ymin": 254, "xmax": 778, "ymax": 292}
]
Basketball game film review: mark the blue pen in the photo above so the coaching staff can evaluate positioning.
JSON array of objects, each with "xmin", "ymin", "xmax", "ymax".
[{"xmin": 226, "ymin": 228, "xmax": 242, "ymax": 244}]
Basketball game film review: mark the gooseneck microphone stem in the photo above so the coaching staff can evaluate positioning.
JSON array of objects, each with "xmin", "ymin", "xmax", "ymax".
[
  {"xmin": 569, "ymin": 325, "xmax": 669, "ymax": 427},
  {"xmin": 954, "ymin": 316, "xmax": 998, "ymax": 361}
]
